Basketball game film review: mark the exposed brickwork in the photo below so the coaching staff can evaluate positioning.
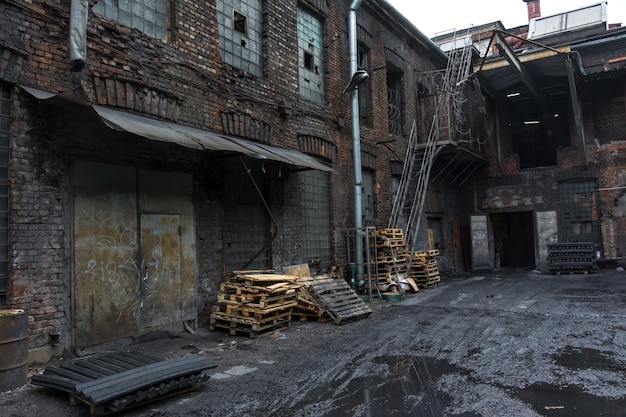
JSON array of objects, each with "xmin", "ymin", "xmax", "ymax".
[{"xmin": 1, "ymin": 0, "xmax": 446, "ymax": 355}]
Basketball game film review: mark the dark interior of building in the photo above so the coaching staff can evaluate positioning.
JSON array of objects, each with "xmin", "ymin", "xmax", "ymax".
[{"xmin": 492, "ymin": 211, "xmax": 535, "ymax": 268}]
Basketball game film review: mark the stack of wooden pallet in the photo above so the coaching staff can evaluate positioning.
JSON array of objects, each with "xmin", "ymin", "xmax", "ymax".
[
  {"xmin": 409, "ymin": 249, "xmax": 441, "ymax": 288},
  {"xmin": 210, "ymin": 267, "xmax": 371, "ymax": 337},
  {"xmin": 209, "ymin": 272, "xmax": 300, "ymax": 338},
  {"xmin": 364, "ymin": 228, "xmax": 418, "ymax": 293},
  {"xmin": 547, "ymin": 242, "xmax": 595, "ymax": 274}
]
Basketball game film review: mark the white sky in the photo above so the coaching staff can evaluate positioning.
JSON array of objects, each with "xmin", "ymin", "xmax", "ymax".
[{"xmin": 387, "ymin": 0, "xmax": 626, "ymax": 38}]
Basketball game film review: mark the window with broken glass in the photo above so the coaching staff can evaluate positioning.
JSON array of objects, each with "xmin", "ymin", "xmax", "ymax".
[
  {"xmin": 301, "ymin": 170, "xmax": 332, "ymax": 272},
  {"xmin": 297, "ymin": 7, "xmax": 325, "ymax": 104},
  {"xmin": 559, "ymin": 180, "xmax": 602, "ymax": 247},
  {"xmin": 0, "ymin": 84, "xmax": 10, "ymax": 305},
  {"xmin": 217, "ymin": 0, "xmax": 264, "ymax": 77},
  {"xmin": 92, "ymin": 0, "xmax": 167, "ymax": 40}
]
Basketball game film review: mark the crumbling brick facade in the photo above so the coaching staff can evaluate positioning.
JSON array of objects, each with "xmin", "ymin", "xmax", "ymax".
[{"xmin": 0, "ymin": 0, "xmax": 446, "ymax": 359}]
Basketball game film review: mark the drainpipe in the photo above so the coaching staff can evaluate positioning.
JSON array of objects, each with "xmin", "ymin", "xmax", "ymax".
[{"xmin": 349, "ymin": 0, "xmax": 364, "ymax": 288}]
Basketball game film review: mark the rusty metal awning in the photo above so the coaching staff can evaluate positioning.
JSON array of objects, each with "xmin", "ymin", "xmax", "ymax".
[{"xmin": 20, "ymin": 86, "xmax": 335, "ymax": 174}]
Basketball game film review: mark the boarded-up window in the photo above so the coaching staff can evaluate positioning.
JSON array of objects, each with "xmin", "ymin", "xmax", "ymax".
[{"xmin": 301, "ymin": 170, "xmax": 331, "ymax": 270}]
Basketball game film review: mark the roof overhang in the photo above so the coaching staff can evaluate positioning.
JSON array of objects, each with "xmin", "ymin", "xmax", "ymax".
[
  {"xmin": 472, "ymin": 30, "xmax": 574, "ymax": 100},
  {"xmin": 20, "ymin": 86, "xmax": 336, "ymax": 174}
]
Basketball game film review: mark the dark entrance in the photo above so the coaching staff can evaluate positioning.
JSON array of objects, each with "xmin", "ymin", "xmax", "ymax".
[{"xmin": 491, "ymin": 211, "xmax": 535, "ymax": 268}]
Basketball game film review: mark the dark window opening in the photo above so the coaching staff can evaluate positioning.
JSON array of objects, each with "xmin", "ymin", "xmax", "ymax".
[
  {"xmin": 507, "ymin": 92, "xmax": 570, "ymax": 169},
  {"xmin": 304, "ymin": 52, "xmax": 314, "ymax": 71},
  {"xmin": 234, "ymin": 10, "xmax": 248, "ymax": 36}
]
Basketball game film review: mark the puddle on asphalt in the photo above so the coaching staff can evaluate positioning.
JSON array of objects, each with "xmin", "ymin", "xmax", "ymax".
[
  {"xmin": 552, "ymin": 345, "xmax": 621, "ymax": 372},
  {"xmin": 292, "ymin": 353, "xmax": 626, "ymax": 416},
  {"xmin": 296, "ymin": 355, "xmax": 477, "ymax": 417},
  {"xmin": 511, "ymin": 383, "xmax": 626, "ymax": 416}
]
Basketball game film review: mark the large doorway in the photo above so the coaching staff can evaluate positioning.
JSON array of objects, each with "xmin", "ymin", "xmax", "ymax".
[
  {"xmin": 73, "ymin": 161, "xmax": 196, "ymax": 349},
  {"xmin": 491, "ymin": 211, "xmax": 535, "ymax": 268}
]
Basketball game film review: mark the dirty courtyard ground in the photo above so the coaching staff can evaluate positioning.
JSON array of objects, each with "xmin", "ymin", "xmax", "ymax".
[{"xmin": 4, "ymin": 268, "xmax": 626, "ymax": 416}]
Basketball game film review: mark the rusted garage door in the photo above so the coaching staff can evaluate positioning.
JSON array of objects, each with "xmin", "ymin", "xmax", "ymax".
[{"xmin": 73, "ymin": 161, "xmax": 195, "ymax": 348}]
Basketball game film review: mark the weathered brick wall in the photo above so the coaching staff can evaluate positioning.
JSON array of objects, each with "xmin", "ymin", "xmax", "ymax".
[
  {"xmin": 2, "ymin": 0, "xmax": 448, "ymax": 353},
  {"xmin": 10, "ymin": 93, "xmax": 70, "ymax": 351}
]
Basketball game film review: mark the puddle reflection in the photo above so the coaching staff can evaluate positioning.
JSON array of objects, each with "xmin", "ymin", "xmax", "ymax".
[{"xmin": 292, "ymin": 352, "xmax": 626, "ymax": 416}]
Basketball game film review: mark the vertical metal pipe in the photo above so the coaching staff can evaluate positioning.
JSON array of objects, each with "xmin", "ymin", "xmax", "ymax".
[{"xmin": 349, "ymin": 0, "xmax": 364, "ymax": 287}]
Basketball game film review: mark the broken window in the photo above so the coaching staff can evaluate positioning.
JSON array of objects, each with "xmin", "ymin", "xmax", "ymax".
[
  {"xmin": 301, "ymin": 171, "xmax": 332, "ymax": 272},
  {"xmin": 297, "ymin": 8, "xmax": 325, "ymax": 104},
  {"xmin": 217, "ymin": 0, "xmax": 263, "ymax": 76},
  {"xmin": 233, "ymin": 10, "xmax": 248, "ymax": 36},
  {"xmin": 92, "ymin": 0, "xmax": 167, "ymax": 40},
  {"xmin": 0, "ymin": 84, "xmax": 9, "ymax": 306}
]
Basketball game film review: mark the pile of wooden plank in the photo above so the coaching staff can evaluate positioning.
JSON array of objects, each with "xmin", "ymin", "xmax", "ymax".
[
  {"xmin": 364, "ymin": 229, "xmax": 418, "ymax": 293},
  {"xmin": 209, "ymin": 272, "xmax": 300, "ymax": 338},
  {"xmin": 409, "ymin": 249, "xmax": 441, "ymax": 288},
  {"xmin": 210, "ymin": 267, "xmax": 371, "ymax": 337},
  {"xmin": 547, "ymin": 242, "xmax": 595, "ymax": 274}
]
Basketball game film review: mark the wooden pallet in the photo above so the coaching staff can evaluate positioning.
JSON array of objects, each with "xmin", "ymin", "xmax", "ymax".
[
  {"xmin": 304, "ymin": 278, "xmax": 371, "ymax": 324},
  {"xmin": 209, "ymin": 307, "xmax": 292, "ymax": 338}
]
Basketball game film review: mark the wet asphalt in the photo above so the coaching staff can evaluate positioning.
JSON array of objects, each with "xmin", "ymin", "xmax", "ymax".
[{"xmin": 4, "ymin": 267, "xmax": 626, "ymax": 416}]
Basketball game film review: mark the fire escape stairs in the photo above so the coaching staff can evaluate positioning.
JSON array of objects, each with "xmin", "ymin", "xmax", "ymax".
[{"xmin": 389, "ymin": 30, "xmax": 475, "ymax": 254}]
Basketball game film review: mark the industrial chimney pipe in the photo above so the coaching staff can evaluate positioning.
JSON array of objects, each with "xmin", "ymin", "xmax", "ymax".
[{"xmin": 523, "ymin": 0, "xmax": 541, "ymax": 21}]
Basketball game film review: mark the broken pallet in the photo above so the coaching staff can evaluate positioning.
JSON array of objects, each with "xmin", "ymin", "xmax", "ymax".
[{"xmin": 303, "ymin": 278, "xmax": 371, "ymax": 324}]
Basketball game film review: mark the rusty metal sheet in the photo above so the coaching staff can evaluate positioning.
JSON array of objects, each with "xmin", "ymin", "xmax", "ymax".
[
  {"xmin": 140, "ymin": 214, "xmax": 182, "ymax": 329},
  {"xmin": 73, "ymin": 161, "xmax": 140, "ymax": 348},
  {"xmin": 138, "ymin": 169, "xmax": 196, "ymax": 324},
  {"xmin": 73, "ymin": 163, "xmax": 196, "ymax": 348}
]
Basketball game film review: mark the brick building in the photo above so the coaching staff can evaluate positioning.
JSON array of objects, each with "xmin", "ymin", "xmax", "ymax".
[
  {"xmin": 0, "ymin": 0, "xmax": 447, "ymax": 360},
  {"xmin": 437, "ymin": 1, "xmax": 626, "ymax": 271}
]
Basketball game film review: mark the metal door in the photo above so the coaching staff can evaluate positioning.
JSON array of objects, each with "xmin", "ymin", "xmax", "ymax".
[
  {"xmin": 140, "ymin": 214, "xmax": 182, "ymax": 329},
  {"xmin": 470, "ymin": 214, "xmax": 492, "ymax": 270},
  {"xmin": 73, "ymin": 161, "xmax": 140, "ymax": 348}
]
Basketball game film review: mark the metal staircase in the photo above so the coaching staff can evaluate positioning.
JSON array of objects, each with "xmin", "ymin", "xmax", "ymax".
[{"xmin": 389, "ymin": 30, "xmax": 474, "ymax": 253}]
